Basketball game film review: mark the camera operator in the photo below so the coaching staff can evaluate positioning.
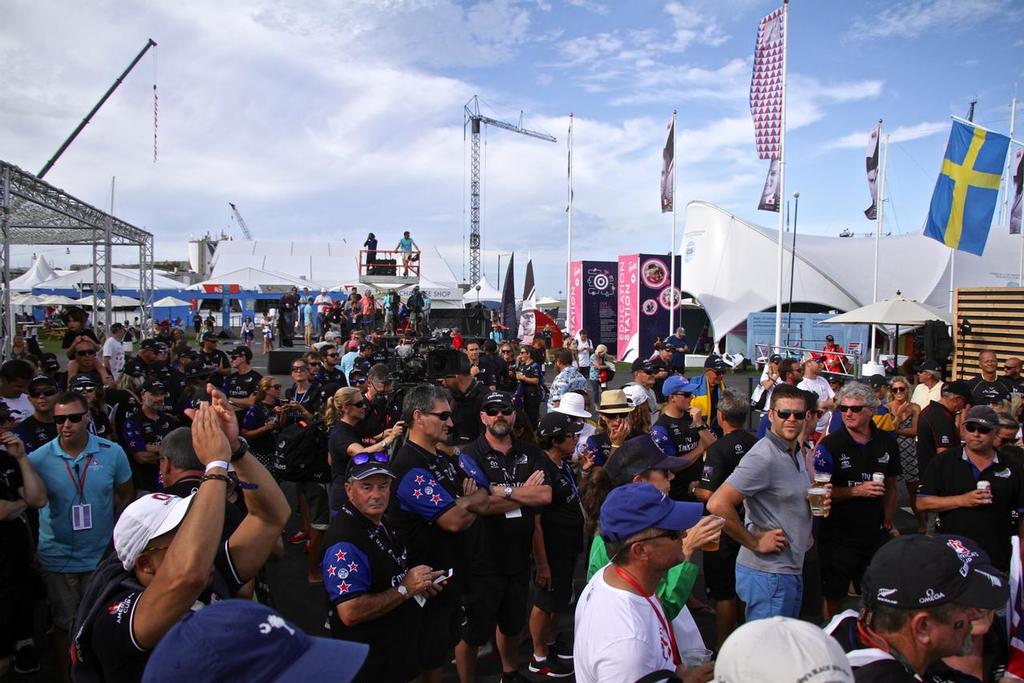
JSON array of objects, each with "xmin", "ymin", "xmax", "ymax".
[{"xmin": 441, "ymin": 353, "xmax": 487, "ymax": 448}]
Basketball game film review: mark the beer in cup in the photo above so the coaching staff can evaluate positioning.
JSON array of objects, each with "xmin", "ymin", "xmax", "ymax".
[
  {"xmin": 701, "ymin": 515, "xmax": 726, "ymax": 552},
  {"xmin": 977, "ymin": 480, "xmax": 992, "ymax": 504},
  {"xmin": 871, "ymin": 472, "xmax": 885, "ymax": 484},
  {"xmin": 808, "ymin": 486, "xmax": 828, "ymax": 517},
  {"xmin": 813, "ymin": 470, "xmax": 831, "ymax": 484}
]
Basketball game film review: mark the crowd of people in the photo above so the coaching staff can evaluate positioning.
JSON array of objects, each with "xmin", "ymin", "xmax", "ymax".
[{"xmin": 2, "ymin": 302, "xmax": 1024, "ymax": 682}]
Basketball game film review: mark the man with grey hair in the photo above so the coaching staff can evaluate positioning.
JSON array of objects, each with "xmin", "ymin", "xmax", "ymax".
[
  {"xmin": 388, "ymin": 384, "xmax": 490, "ymax": 683},
  {"xmin": 967, "ymin": 349, "xmax": 1011, "ymax": 407},
  {"xmin": 911, "ymin": 360, "xmax": 944, "ymax": 410},
  {"xmin": 812, "ymin": 381, "xmax": 900, "ymax": 619}
]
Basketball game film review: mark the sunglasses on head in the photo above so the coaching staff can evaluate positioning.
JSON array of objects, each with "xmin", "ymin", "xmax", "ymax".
[
  {"xmin": 965, "ymin": 423, "xmax": 993, "ymax": 434},
  {"xmin": 775, "ymin": 409, "xmax": 807, "ymax": 421},
  {"xmin": 54, "ymin": 412, "xmax": 87, "ymax": 424},
  {"xmin": 76, "ymin": 349, "xmax": 97, "ymax": 356},
  {"xmin": 351, "ymin": 452, "xmax": 389, "ymax": 466},
  {"xmin": 484, "ymin": 406, "xmax": 514, "ymax": 417},
  {"xmin": 30, "ymin": 388, "xmax": 58, "ymax": 398},
  {"xmin": 837, "ymin": 405, "xmax": 866, "ymax": 413}
]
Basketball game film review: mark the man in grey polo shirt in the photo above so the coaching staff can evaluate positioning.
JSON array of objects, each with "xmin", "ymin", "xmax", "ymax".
[{"xmin": 708, "ymin": 383, "xmax": 829, "ymax": 621}]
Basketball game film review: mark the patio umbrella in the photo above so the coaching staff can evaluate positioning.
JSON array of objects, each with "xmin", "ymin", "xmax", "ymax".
[
  {"xmin": 820, "ymin": 295, "xmax": 950, "ymax": 326},
  {"xmin": 153, "ymin": 296, "xmax": 191, "ymax": 308}
]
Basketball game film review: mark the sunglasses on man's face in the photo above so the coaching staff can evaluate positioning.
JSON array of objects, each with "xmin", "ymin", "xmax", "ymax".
[
  {"xmin": 76, "ymin": 349, "xmax": 97, "ymax": 356},
  {"xmin": 291, "ymin": 366, "xmax": 308, "ymax": 372},
  {"xmin": 423, "ymin": 410, "xmax": 453, "ymax": 422},
  {"xmin": 72, "ymin": 386, "xmax": 98, "ymax": 394},
  {"xmin": 837, "ymin": 405, "xmax": 866, "ymax": 413},
  {"xmin": 774, "ymin": 409, "xmax": 807, "ymax": 421},
  {"xmin": 54, "ymin": 412, "xmax": 87, "ymax": 424},
  {"xmin": 484, "ymin": 406, "xmax": 514, "ymax": 417},
  {"xmin": 965, "ymin": 424, "xmax": 993, "ymax": 435},
  {"xmin": 31, "ymin": 388, "xmax": 58, "ymax": 398}
]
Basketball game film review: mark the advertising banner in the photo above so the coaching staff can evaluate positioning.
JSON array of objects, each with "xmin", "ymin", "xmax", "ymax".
[
  {"xmin": 578, "ymin": 261, "xmax": 618, "ymax": 355},
  {"xmin": 617, "ymin": 255, "xmax": 640, "ymax": 360}
]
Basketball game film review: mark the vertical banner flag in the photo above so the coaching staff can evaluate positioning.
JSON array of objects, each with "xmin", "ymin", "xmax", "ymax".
[
  {"xmin": 864, "ymin": 122, "xmax": 881, "ymax": 220},
  {"xmin": 660, "ymin": 117, "xmax": 674, "ymax": 213},
  {"xmin": 519, "ymin": 258, "xmax": 537, "ymax": 343},
  {"xmin": 758, "ymin": 159, "xmax": 780, "ymax": 212},
  {"xmin": 1010, "ymin": 147, "xmax": 1023, "ymax": 235},
  {"xmin": 923, "ymin": 120, "xmax": 1010, "ymax": 256},
  {"xmin": 500, "ymin": 253, "xmax": 517, "ymax": 338},
  {"xmin": 750, "ymin": 5, "xmax": 785, "ymax": 160}
]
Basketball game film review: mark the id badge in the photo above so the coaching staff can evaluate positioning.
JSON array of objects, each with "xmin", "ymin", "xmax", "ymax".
[
  {"xmin": 504, "ymin": 508, "xmax": 523, "ymax": 519},
  {"xmin": 71, "ymin": 504, "xmax": 93, "ymax": 531}
]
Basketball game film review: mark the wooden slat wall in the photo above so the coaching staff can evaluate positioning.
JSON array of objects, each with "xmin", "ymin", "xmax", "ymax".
[{"xmin": 952, "ymin": 287, "xmax": 1024, "ymax": 380}]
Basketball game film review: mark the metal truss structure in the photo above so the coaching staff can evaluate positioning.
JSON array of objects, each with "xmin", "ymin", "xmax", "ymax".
[{"xmin": 1, "ymin": 160, "xmax": 154, "ymax": 357}]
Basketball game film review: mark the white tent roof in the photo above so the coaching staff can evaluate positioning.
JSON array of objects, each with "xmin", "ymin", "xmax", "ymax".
[
  {"xmin": 32, "ymin": 267, "xmax": 184, "ymax": 292},
  {"xmin": 76, "ymin": 294, "xmax": 141, "ymax": 308},
  {"xmin": 153, "ymin": 296, "xmax": 191, "ymax": 308},
  {"xmin": 463, "ymin": 278, "xmax": 503, "ymax": 304},
  {"xmin": 34, "ymin": 294, "xmax": 79, "ymax": 306},
  {"xmin": 821, "ymin": 295, "xmax": 951, "ymax": 326},
  {"xmin": 679, "ymin": 201, "xmax": 1024, "ymax": 342},
  {"xmin": 189, "ymin": 266, "xmax": 321, "ymax": 292},
  {"xmin": 10, "ymin": 255, "xmax": 56, "ymax": 290}
]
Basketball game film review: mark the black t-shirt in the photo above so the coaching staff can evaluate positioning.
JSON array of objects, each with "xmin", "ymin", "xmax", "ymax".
[
  {"xmin": 223, "ymin": 369, "xmax": 262, "ymax": 405},
  {"xmin": 197, "ymin": 348, "xmax": 229, "ymax": 374},
  {"xmin": 241, "ymin": 402, "xmax": 279, "ymax": 456},
  {"xmin": 462, "ymin": 435, "xmax": 545, "ymax": 575},
  {"xmin": 284, "ymin": 381, "xmax": 325, "ymax": 417},
  {"xmin": 917, "ymin": 401, "xmax": 959, "ymax": 474},
  {"xmin": 967, "ymin": 375, "xmax": 1012, "ymax": 406},
  {"xmin": 0, "ymin": 451, "xmax": 32, "ymax": 580},
  {"xmin": 534, "ymin": 454, "xmax": 584, "ymax": 554},
  {"xmin": 1002, "ymin": 375, "xmax": 1024, "ymax": 397},
  {"xmin": 654, "ymin": 412, "xmax": 704, "ymax": 502},
  {"xmin": 919, "ymin": 447, "xmax": 1024, "ymax": 571},
  {"xmin": 121, "ymin": 408, "xmax": 179, "ymax": 491},
  {"xmin": 328, "ymin": 421, "xmax": 365, "ymax": 508},
  {"xmin": 650, "ymin": 358, "xmax": 670, "ymax": 402},
  {"xmin": 515, "ymin": 361, "xmax": 541, "ymax": 398},
  {"xmin": 90, "ymin": 540, "xmax": 246, "ymax": 683},
  {"xmin": 698, "ymin": 429, "xmax": 757, "ymax": 518},
  {"xmin": 449, "ymin": 380, "xmax": 485, "ymax": 446},
  {"xmin": 321, "ymin": 505, "xmax": 419, "ymax": 683},
  {"xmin": 14, "ymin": 415, "xmax": 57, "ymax": 454},
  {"xmin": 815, "ymin": 424, "xmax": 901, "ymax": 543},
  {"xmin": 317, "ymin": 366, "xmax": 348, "ymax": 396},
  {"xmin": 388, "ymin": 441, "xmax": 468, "ymax": 607},
  {"xmin": 493, "ymin": 357, "xmax": 516, "ymax": 392}
]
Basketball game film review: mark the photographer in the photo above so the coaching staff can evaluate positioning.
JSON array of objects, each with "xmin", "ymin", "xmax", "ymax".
[
  {"xmin": 240, "ymin": 377, "xmax": 288, "ymax": 467},
  {"xmin": 441, "ymin": 352, "xmax": 487, "ymax": 447}
]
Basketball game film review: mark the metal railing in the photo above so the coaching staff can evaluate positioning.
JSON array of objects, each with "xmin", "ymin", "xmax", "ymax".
[{"xmin": 753, "ymin": 343, "xmax": 862, "ymax": 377}]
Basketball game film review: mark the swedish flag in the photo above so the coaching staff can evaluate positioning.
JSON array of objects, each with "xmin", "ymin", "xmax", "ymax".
[{"xmin": 923, "ymin": 120, "xmax": 1009, "ymax": 256}]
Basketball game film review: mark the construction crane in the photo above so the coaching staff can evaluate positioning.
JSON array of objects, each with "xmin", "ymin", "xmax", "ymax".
[
  {"xmin": 228, "ymin": 202, "xmax": 253, "ymax": 240},
  {"xmin": 464, "ymin": 95, "xmax": 556, "ymax": 285}
]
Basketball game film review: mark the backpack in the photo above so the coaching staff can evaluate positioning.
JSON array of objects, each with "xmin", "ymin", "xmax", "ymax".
[
  {"xmin": 272, "ymin": 418, "xmax": 329, "ymax": 483},
  {"xmin": 69, "ymin": 554, "xmax": 144, "ymax": 683}
]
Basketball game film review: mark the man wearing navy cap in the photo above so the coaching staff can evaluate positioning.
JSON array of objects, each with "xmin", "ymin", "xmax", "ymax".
[
  {"xmin": 224, "ymin": 346, "xmax": 262, "ymax": 418},
  {"xmin": 690, "ymin": 354, "xmax": 728, "ymax": 435},
  {"xmin": 321, "ymin": 456, "xmax": 445, "ymax": 682},
  {"xmin": 196, "ymin": 332, "xmax": 230, "ymax": 379},
  {"xmin": 121, "ymin": 380, "xmax": 179, "ymax": 492},
  {"xmin": 916, "ymin": 380, "xmax": 972, "ymax": 480},
  {"xmin": 663, "ymin": 327, "xmax": 689, "ymax": 376},
  {"xmin": 574, "ymin": 483, "xmax": 708, "ymax": 683},
  {"xmin": 911, "ymin": 359, "xmax": 944, "ymax": 409},
  {"xmin": 627, "ymin": 358, "xmax": 659, "ymax": 418},
  {"xmin": 653, "ymin": 375, "xmax": 716, "ymax": 502}
]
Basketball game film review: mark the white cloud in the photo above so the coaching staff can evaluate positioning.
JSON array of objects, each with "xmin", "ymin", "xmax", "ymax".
[
  {"xmin": 828, "ymin": 121, "xmax": 949, "ymax": 150},
  {"xmin": 664, "ymin": 2, "xmax": 730, "ymax": 51},
  {"xmin": 848, "ymin": 0, "xmax": 1012, "ymax": 40},
  {"xmin": 565, "ymin": 0, "xmax": 609, "ymax": 15}
]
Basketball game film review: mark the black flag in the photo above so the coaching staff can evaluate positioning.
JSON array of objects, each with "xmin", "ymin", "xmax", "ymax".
[
  {"xmin": 661, "ymin": 117, "xmax": 674, "ymax": 213},
  {"xmin": 501, "ymin": 254, "xmax": 517, "ymax": 339}
]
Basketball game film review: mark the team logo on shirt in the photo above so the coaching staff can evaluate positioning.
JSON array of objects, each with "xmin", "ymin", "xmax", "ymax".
[
  {"xmin": 839, "ymin": 454, "xmax": 851, "ymax": 470},
  {"xmin": 877, "ymin": 453, "xmax": 890, "ymax": 464},
  {"xmin": 946, "ymin": 538, "xmax": 978, "ymax": 577},
  {"xmin": 336, "ymin": 567, "xmax": 349, "ymax": 580},
  {"xmin": 995, "ymin": 469, "xmax": 1011, "ymax": 478},
  {"xmin": 918, "ymin": 588, "xmax": 946, "ymax": 604},
  {"xmin": 734, "ymin": 443, "xmax": 744, "ymax": 453},
  {"xmin": 106, "ymin": 596, "xmax": 133, "ymax": 624}
]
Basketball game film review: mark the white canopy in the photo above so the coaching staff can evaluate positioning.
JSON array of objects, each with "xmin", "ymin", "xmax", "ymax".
[
  {"xmin": 821, "ymin": 295, "xmax": 951, "ymax": 326},
  {"xmin": 33, "ymin": 267, "xmax": 185, "ymax": 292},
  {"xmin": 189, "ymin": 267, "xmax": 321, "ymax": 292},
  {"xmin": 463, "ymin": 278, "xmax": 503, "ymax": 305},
  {"xmin": 10, "ymin": 255, "xmax": 56, "ymax": 290},
  {"xmin": 679, "ymin": 201, "xmax": 1024, "ymax": 342},
  {"xmin": 398, "ymin": 278, "xmax": 463, "ymax": 309},
  {"xmin": 76, "ymin": 294, "xmax": 141, "ymax": 308},
  {"xmin": 153, "ymin": 296, "xmax": 192, "ymax": 308},
  {"xmin": 535, "ymin": 296, "xmax": 561, "ymax": 307},
  {"xmin": 34, "ymin": 294, "xmax": 79, "ymax": 306}
]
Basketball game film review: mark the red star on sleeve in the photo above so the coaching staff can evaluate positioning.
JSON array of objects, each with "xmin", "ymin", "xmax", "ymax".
[
  {"xmin": 431, "ymin": 494, "xmax": 442, "ymax": 504},
  {"xmin": 338, "ymin": 581, "xmax": 351, "ymax": 593},
  {"xmin": 335, "ymin": 549, "xmax": 347, "ymax": 561},
  {"xmin": 327, "ymin": 565, "xmax": 336, "ymax": 577},
  {"xmin": 413, "ymin": 488, "xmax": 423, "ymax": 498},
  {"xmin": 347, "ymin": 561, "xmax": 359, "ymax": 572},
  {"xmin": 414, "ymin": 474, "xmax": 425, "ymax": 484}
]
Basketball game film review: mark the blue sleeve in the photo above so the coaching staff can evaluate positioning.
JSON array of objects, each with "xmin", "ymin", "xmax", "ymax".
[
  {"xmin": 458, "ymin": 452, "xmax": 491, "ymax": 489},
  {"xmin": 322, "ymin": 542, "xmax": 372, "ymax": 604},
  {"xmin": 756, "ymin": 413, "xmax": 770, "ymax": 439},
  {"xmin": 112, "ymin": 445, "xmax": 133, "ymax": 485},
  {"xmin": 812, "ymin": 444, "xmax": 833, "ymax": 476},
  {"xmin": 650, "ymin": 424, "xmax": 676, "ymax": 455},
  {"xmin": 396, "ymin": 467, "xmax": 456, "ymax": 521},
  {"xmin": 121, "ymin": 418, "xmax": 147, "ymax": 454},
  {"xmin": 241, "ymin": 407, "xmax": 262, "ymax": 430}
]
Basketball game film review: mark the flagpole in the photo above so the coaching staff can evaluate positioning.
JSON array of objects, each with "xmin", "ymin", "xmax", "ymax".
[
  {"xmin": 670, "ymin": 109, "xmax": 677, "ymax": 338},
  {"xmin": 871, "ymin": 129, "xmax": 888, "ymax": 362},
  {"xmin": 773, "ymin": 0, "xmax": 789, "ymax": 353},
  {"xmin": 1002, "ymin": 97, "xmax": 1017, "ymax": 225},
  {"xmin": 567, "ymin": 113, "xmax": 573, "ymax": 327}
]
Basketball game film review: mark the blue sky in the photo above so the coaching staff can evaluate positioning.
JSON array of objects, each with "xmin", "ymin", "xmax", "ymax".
[{"xmin": 2, "ymin": 0, "xmax": 1022, "ymax": 297}]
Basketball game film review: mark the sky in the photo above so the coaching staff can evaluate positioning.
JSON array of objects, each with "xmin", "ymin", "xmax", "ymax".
[{"xmin": 2, "ymin": 0, "xmax": 1023, "ymax": 297}]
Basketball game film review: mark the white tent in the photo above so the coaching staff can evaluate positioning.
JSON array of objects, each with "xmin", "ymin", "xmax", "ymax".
[
  {"xmin": 32, "ymin": 267, "xmax": 185, "ymax": 292},
  {"xmin": 153, "ymin": 296, "xmax": 192, "ymax": 308},
  {"xmin": 679, "ymin": 201, "xmax": 1024, "ymax": 343},
  {"xmin": 10, "ymin": 255, "xmax": 56, "ymax": 290},
  {"xmin": 34, "ymin": 294, "xmax": 79, "ymax": 306},
  {"xmin": 398, "ymin": 278, "xmax": 463, "ymax": 309},
  {"xmin": 189, "ymin": 267, "xmax": 321, "ymax": 292},
  {"xmin": 463, "ymin": 278, "xmax": 503, "ymax": 305},
  {"xmin": 76, "ymin": 294, "xmax": 141, "ymax": 308}
]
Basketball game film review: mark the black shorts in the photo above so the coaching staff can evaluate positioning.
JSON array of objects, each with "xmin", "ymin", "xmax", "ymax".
[
  {"xmin": 703, "ymin": 535, "xmax": 741, "ymax": 601},
  {"xmin": 462, "ymin": 571, "xmax": 530, "ymax": 646},
  {"xmin": 418, "ymin": 598, "xmax": 461, "ymax": 671},
  {"xmin": 533, "ymin": 546, "xmax": 581, "ymax": 614},
  {"xmin": 819, "ymin": 532, "xmax": 889, "ymax": 600}
]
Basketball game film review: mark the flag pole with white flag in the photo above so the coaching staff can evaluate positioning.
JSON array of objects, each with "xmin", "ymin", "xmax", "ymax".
[
  {"xmin": 749, "ymin": 1, "xmax": 789, "ymax": 351},
  {"xmin": 661, "ymin": 112, "xmax": 677, "ymax": 336}
]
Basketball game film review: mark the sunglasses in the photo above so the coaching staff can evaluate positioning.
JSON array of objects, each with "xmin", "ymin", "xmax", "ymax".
[
  {"xmin": 54, "ymin": 412, "xmax": 87, "ymax": 424},
  {"xmin": 965, "ymin": 424, "xmax": 993, "ymax": 434},
  {"xmin": 291, "ymin": 366, "xmax": 308, "ymax": 372},
  {"xmin": 424, "ymin": 410, "xmax": 453, "ymax": 421},
  {"xmin": 671, "ymin": 392, "xmax": 693, "ymax": 399},
  {"xmin": 775, "ymin": 409, "xmax": 807, "ymax": 421},
  {"xmin": 351, "ymin": 452, "xmax": 389, "ymax": 466},
  {"xmin": 325, "ymin": 353, "xmax": 339, "ymax": 358},
  {"xmin": 30, "ymin": 388, "xmax": 58, "ymax": 398},
  {"xmin": 76, "ymin": 349, "xmax": 97, "ymax": 356},
  {"xmin": 639, "ymin": 530, "xmax": 683, "ymax": 543},
  {"xmin": 500, "ymin": 350, "xmax": 513, "ymax": 354},
  {"xmin": 72, "ymin": 386, "xmax": 98, "ymax": 394},
  {"xmin": 484, "ymin": 406, "xmax": 514, "ymax": 417},
  {"xmin": 269, "ymin": 384, "xmax": 282, "ymax": 390},
  {"xmin": 308, "ymin": 362, "xmax": 321, "ymax": 367},
  {"xmin": 891, "ymin": 386, "xmax": 908, "ymax": 393},
  {"xmin": 837, "ymin": 405, "xmax": 866, "ymax": 413},
  {"xmin": 349, "ymin": 400, "xmax": 367, "ymax": 409}
]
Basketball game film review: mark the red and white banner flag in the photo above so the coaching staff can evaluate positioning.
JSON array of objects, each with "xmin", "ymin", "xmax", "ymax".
[
  {"xmin": 750, "ymin": 6, "xmax": 785, "ymax": 160},
  {"xmin": 1010, "ymin": 147, "xmax": 1023, "ymax": 235},
  {"xmin": 661, "ymin": 116, "xmax": 675, "ymax": 213},
  {"xmin": 864, "ymin": 122, "xmax": 881, "ymax": 220}
]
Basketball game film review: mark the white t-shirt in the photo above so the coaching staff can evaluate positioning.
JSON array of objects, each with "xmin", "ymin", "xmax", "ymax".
[
  {"xmin": 0, "ymin": 394, "xmax": 34, "ymax": 422},
  {"xmin": 798, "ymin": 375, "xmax": 834, "ymax": 433},
  {"xmin": 573, "ymin": 568, "xmax": 677, "ymax": 683},
  {"xmin": 102, "ymin": 336, "xmax": 126, "ymax": 380},
  {"xmin": 911, "ymin": 381, "xmax": 943, "ymax": 409},
  {"xmin": 576, "ymin": 337, "xmax": 594, "ymax": 368}
]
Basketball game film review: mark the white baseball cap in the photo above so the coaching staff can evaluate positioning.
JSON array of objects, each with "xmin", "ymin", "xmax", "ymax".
[
  {"xmin": 622, "ymin": 383, "xmax": 649, "ymax": 408},
  {"xmin": 114, "ymin": 493, "xmax": 195, "ymax": 570},
  {"xmin": 553, "ymin": 392, "xmax": 591, "ymax": 419},
  {"xmin": 714, "ymin": 616, "xmax": 853, "ymax": 682}
]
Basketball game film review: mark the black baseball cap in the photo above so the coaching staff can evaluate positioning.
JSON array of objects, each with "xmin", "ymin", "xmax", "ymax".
[
  {"xmin": 944, "ymin": 379, "xmax": 973, "ymax": 404},
  {"xmin": 481, "ymin": 391, "xmax": 513, "ymax": 410},
  {"xmin": 347, "ymin": 454, "xmax": 394, "ymax": 481},
  {"xmin": 704, "ymin": 354, "xmax": 726, "ymax": 370},
  {"xmin": 768, "ymin": 353, "xmax": 783, "ymax": 363},
  {"xmin": 537, "ymin": 412, "xmax": 583, "ymax": 439},
  {"xmin": 230, "ymin": 346, "xmax": 253, "ymax": 362},
  {"xmin": 605, "ymin": 436, "xmax": 690, "ymax": 487},
  {"xmin": 69, "ymin": 374, "xmax": 99, "ymax": 392},
  {"xmin": 28, "ymin": 375, "xmax": 56, "ymax": 392},
  {"xmin": 865, "ymin": 374, "xmax": 889, "ymax": 389},
  {"xmin": 825, "ymin": 334, "xmax": 835, "ymax": 342},
  {"xmin": 141, "ymin": 379, "xmax": 167, "ymax": 395},
  {"xmin": 915, "ymin": 359, "xmax": 941, "ymax": 373},
  {"xmin": 631, "ymin": 358, "xmax": 657, "ymax": 374},
  {"xmin": 40, "ymin": 353, "xmax": 60, "ymax": 373},
  {"xmin": 963, "ymin": 405, "xmax": 999, "ymax": 429},
  {"xmin": 862, "ymin": 534, "xmax": 1007, "ymax": 610},
  {"xmin": 140, "ymin": 338, "xmax": 162, "ymax": 352}
]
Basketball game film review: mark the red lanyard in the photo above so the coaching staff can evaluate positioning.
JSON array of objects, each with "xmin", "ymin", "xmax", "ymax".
[
  {"xmin": 63, "ymin": 455, "xmax": 93, "ymax": 500},
  {"xmin": 614, "ymin": 565, "xmax": 681, "ymax": 666}
]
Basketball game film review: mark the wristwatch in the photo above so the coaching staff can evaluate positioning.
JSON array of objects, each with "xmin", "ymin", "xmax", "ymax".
[
  {"xmin": 503, "ymin": 486, "xmax": 514, "ymax": 500},
  {"xmin": 396, "ymin": 584, "xmax": 409, "ymax": 599},
  {"xmin": 230, "ymin": 437, "xmax": 249, "ymax": 462}
]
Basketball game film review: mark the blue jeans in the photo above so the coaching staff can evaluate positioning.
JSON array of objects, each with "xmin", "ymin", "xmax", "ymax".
[{"xmin": 735, "ymin": 564, "xmax": 803, "ymax": 621}]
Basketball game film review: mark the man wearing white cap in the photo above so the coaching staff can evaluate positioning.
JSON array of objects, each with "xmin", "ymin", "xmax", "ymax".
[
  {"xmin": 71, "ymin": 393, "xmax": 291, "ymax": 683},
  {"xmin": 715, "ymin": 616, "xmax": 853, "ymax": 682}
]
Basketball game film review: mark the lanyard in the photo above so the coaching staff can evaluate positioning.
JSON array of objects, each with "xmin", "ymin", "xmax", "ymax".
[
  {"xmin": 614, "ymin": 565, "xmax": 680, "ymax": 666},
  {"xmin": 63, "ymin": 455, "xmax": 94, "ymax": 501},
  {"xmin": 560, "ymin": 460, "xmax": 587, "ymax": 522}
]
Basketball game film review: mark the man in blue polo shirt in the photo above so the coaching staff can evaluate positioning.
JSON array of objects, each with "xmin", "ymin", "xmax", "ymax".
[{"xmin": 29, "ymin": 391, "xmax": 133, "ymax": 681}]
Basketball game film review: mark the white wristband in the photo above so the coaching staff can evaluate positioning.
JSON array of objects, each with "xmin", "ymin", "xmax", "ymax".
[{"xmin": 205, "ymin": 460, "xmax": 229, "ymax": 473}]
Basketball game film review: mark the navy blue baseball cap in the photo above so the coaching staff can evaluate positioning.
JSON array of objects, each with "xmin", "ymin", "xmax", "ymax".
[
  {"xmin": 142, "ymin": 600, "xmax": 368, "ymax": 683},
  {"xmin": 599, "ymin": 483, "xmax": 704, "ymax": 544},
  {"xmin": 662, "ymin": 375, "xmax": 700, "ymax": 396}
]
